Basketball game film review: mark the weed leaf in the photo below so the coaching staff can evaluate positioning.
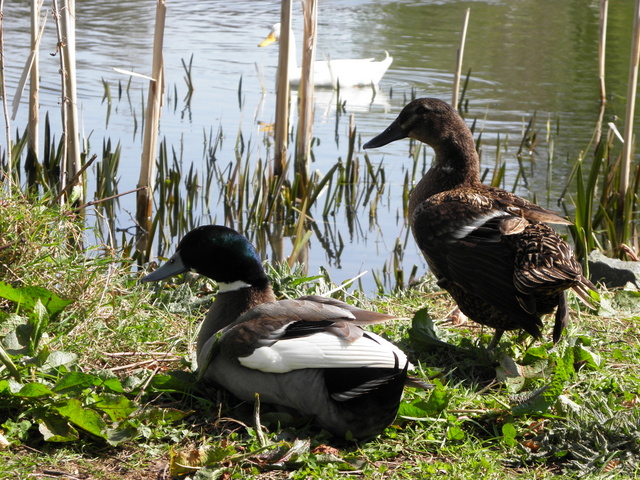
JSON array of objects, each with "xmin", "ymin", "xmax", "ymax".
[
  {"xmin": 38, "ymin": 415, "xmax": 79, "ymax": 442},
  {"xmin": 53, "ymin": 372, "xmax": 98, "ymax": 395},
  {"xmin": 18, "ymin": 382, "xmax": 54, "ymax": 398},
  {"xmin": 54, "ymin": 398, "xmax": 108, "ymax": 439},
  {"xmin": 92, "ymin": 394, "xmax": 138, "ymax": 422},
  {"xmin": 409, "ymin": 308, "xmax": 450, "ymax": 348},
  {"xmin": 0, "ymin": 282, "xmax": 73, "ymax": 317}
]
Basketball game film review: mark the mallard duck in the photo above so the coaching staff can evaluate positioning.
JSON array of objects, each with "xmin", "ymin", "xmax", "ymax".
[
  {"xmin": 258, "ymin": 23, "xmax": 393, "ymax": 88},
  {"xmin": 363, "ymin": 98, "xmax": 595, "ymax": 347},
  {"xmin": 142, "ymin": 225, "xmax": 426, "ymax": 439}
]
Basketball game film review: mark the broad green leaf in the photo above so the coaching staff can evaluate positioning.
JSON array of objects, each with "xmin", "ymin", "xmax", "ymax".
[
  {"xmin": 100, "ymin": 376, "xmax": 125, "ymax": 394},
  {"xmin": 92, "ymin": 394, "xmax": 138, "ymax": 422},
  {"xmin": 502, "ymin": 422, "xmax": 517, "ymax": 447},
  {"xmin": 41, "ymin": 351, "xmax": 78, "ymax": 372},
  {"xmin": 397, "ymin": 399, "xmax": 434, "ymax": 420},
  {"xmin": 398, "ymin": 384, "xmax": 449, "ymax": 419},
  {"xmin": 28, "ymin": 299, "xmax": 49, "ymax": 354},
  {"xmin": 53, "ymin": 372, "xmax": 99, "ymax": 395},
  {"xmin": 54, "ymin": 399, "xmax": 107, "ymax": 439},
  {"xmin": 521, "ymin": 346, "xmax": 549, "ymax": 364},
  {"xmin": 149, "ymin": 371, "xmax": 196, "ymax": 393},
  {"xmin": 0, "ymin": 282, "xmax": 73, "ymax": 317},
  {"xmin": 38, "ymin": 415, "xmax": 79, "ymax": 442},
  {"xmin": 512, "ymin": 350, "xmax": 573, "ymax": 415},
  {"xmin": 0, "ymin": 380, "xmax": 10, "ymax": 395},
  {"xmin": 106, "ymin": 424, "xmax": 138, "ymax": 446},
  {"xmin": 18, "ymin": 382, "xmax": 54, "ymax": 398},
  {"xmin": 137, "ymin": 406, "xmax": 190, "ymax": 424},
  {"xmin": 1, "ymin": 321, "xmax": 30, "ymax": 353},
  {"xmin": 409, "ymin": 308, "xmax": 450, "ymax": 348},
  {"xmin": 91, "ymin": 370, "xmax": 125, "ymax": 393},
  {"xmin": 446, "ymin": 425, "xmax": 465, "ymax": 442},
  {"xmin": 422, "ymin": 384, "xmax": 450, "ymax": 413},
  {"xmin": 1, "ymin": 419, "xmax": 32, "ymax": 442},
  {"xmin": 121, "ymin": 374, "xmax": 146, "ymax": 392},
  {"xmin": 573, "ymin": 344, "xmax": 602, "ymax": 370}
]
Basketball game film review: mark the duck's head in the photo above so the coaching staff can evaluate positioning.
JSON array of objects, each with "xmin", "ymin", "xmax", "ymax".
[
  {"xmin": 258, "ymin": 23, "xmax": 281, "ymax": 47},
  {"xmin": 142, "ymin": 225, "xmax": 269, "ymax": 291},
  {"xmin": 363, "ymin": 98, "xmax": 471, "ymax": 153}
]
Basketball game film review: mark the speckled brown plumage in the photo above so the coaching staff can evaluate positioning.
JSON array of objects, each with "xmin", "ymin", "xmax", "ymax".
[{"xmin": 364, "ymin": 98, "xmax": 595, "ymax": 345}]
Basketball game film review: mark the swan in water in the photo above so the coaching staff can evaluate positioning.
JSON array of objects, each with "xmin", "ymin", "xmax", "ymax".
[{"xmin": 258, "ymin": 23, "xmax": 393, "ymax": 89}]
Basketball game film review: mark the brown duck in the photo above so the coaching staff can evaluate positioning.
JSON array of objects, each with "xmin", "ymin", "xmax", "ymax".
[
  {"xmin": 142, "ymin": 225, "xmax": 430, "ymax": 440},
  {"xmin": 364, "ymin": 98, "xmax": 595, "ymax": 347}
]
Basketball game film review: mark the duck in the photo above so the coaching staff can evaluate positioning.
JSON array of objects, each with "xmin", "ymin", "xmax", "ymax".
[
  {"xmin": 142, "ymin": 225, "xmax": 428, "ymax": 440},
  {"xmin": 258, "ymin": 22, "xmax": 393, "ymax": 88},
  {"xmin": 363, "ymin": 98, "xmax": 596, "ymax": 348}
]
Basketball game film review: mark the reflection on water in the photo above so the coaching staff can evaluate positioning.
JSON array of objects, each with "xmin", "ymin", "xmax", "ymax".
[{"xmin": 3, "ymin": 0, "xmax": 637, "ymax": 292}]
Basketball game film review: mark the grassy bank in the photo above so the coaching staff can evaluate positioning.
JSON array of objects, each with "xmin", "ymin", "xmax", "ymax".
[{"xmin": 1, "ymin": 191, "xmax": 639, "ymax": 479}]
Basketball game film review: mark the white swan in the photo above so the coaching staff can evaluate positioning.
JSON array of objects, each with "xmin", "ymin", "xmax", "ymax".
[{"xmin": 258, "ymin": 23, "xmax": 393, "ymax": 89}]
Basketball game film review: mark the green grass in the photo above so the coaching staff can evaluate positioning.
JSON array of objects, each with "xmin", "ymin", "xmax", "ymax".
[{"xmin": 1, "ymin": 191, "xmax": 639, "ymax": 480}]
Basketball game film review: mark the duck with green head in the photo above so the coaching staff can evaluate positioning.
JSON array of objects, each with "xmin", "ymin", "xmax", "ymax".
[
  {"xmin": 142, "ymin": 225, "xmax": 428, "ymax": 440},
  {"xmin": 364, "ymin": 98, "xmax": 596, "ymax": 347}
]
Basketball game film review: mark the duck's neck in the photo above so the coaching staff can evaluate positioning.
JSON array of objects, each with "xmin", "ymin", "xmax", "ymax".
[
  {"xmin": 280, "ymin": 27, "xmax": 298, "ymax": 73},
  {"xmin": 409, "ymin": 135, "xmax": 480, "ymax": 216},
  {"xmin": 196, "ymin": 285, "xmax": 276, "ymax": 356}
]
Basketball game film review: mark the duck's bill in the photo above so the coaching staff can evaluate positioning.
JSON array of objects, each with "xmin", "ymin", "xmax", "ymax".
[
  {"xmin": 363, "ymin": 120, "xmax": 408, "ymax": 149},
  {"xmin": 141, "ymin": 252, "xmax": 189, "ymax": 282},
  {"xmin": 258, "ymin": 33, "xmax": 276, "ymax": 47}
]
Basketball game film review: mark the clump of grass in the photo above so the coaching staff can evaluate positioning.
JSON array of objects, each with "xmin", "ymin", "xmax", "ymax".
[{"xmin": 2, "ymin": 187, "xmax": 639, "ymax": 479}]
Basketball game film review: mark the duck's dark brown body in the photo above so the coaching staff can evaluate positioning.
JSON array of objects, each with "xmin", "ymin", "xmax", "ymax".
[{"xmin": 365, "ymin": 98, "xmax": 594, "ymax": 344}]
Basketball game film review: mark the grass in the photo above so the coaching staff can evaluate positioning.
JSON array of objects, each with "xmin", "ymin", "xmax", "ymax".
[{"xmin": 1, "ymin": 190, "xmax": 640, "ymax": 479}]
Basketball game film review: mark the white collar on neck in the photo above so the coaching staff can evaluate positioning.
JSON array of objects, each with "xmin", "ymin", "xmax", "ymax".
[{"xmin": 217, "ymin": 280, "xmax": 252, "ymax": 293}]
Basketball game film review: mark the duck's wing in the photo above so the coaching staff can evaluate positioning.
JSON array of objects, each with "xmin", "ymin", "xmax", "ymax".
[
  {"xmin": 214, "ymin": 298, "xmax": 407, "ymax": 374},
  {"xmin": 297, "ymin": 295, "xmax": 395, "ymax": 325},
  {"xmin": 486, "ymin": 186, "xmax": 573, "ymax": 226},
  {"xmin": 413, "ymin": 190, "xmax": 583, "ymax": 337}
]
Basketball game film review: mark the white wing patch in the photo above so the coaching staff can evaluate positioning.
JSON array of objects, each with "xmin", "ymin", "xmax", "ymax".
[
  {"xmin": 238, "ymin": 331, "xmax": 408, "ymax": 373},
  {"xmin": 217, "ymin": 280, "xmax": 252, "ymax": 293},
  {"xmin": 451, "ymin": 210, "xmax": 507, "ymax": 240}
]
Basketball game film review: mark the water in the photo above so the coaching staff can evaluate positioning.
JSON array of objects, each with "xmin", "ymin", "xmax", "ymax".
[{"xmin": 2, "ymin": 0, "xmax": 636, "ymax": 292}]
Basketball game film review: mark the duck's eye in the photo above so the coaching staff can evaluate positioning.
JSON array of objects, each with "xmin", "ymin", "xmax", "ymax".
[{"xmin": 416, "ymin": 105, "xmax": 429, "ymax": 116}]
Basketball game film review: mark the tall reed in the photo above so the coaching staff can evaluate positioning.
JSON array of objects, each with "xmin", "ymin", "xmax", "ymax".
[{"xmin": 136, "ymin": 0, "xmax": 166, "ymax": 263}]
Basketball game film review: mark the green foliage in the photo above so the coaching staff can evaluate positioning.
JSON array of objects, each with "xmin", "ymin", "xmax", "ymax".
[
  {"xmin": 3, "ymin": 192, "xmax": 640, "ymax": 479},
  {"xmin": 567, "ymin": 119, "xmax": 640, "ymax": 261},
  {"xmin": 0, "ymin": 280, "xmax": 190, "ymax": 447}
]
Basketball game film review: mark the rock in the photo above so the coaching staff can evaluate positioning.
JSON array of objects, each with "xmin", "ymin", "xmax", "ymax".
[{"xmin": 588, "ymin": 250, "xmax": 640, "ymax": 289}]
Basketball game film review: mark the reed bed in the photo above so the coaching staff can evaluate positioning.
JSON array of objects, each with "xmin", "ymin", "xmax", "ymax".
[
  {"xmin": 1, "ymin": 1, "xmax": 639, "ymax": 292},
  {"xmin": 3, "ymin": 65, "xmax": 638, "ymax": 292}
]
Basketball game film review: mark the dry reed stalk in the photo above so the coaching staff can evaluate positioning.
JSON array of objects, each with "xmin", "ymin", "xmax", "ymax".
[
  {"xmin": 0, "ymin": 0, "xmax": 11, "ymax": 180},
  {"xmin": 295, "ymin": 0, "xmax": 318, "ymax": 193},
  {"xmin": 452, "ymin": 8, "xmax": 470, "ymax": 111},
  {"xmin": 273, "ymin": 0, "xmax": 292, "ymax": 178},
  {"xmin": 619, "ymin": 0, "xmax": 640, "ymax": 219},
  {"xmin": 599, "ymin": 0, "xmax": 608, "ymax": 102},
  {"xmin": 136, "ymin": 0, "xmax": 166, "ymax": 262},
  {"xmin": 51, "ymin": 0, "xmax": 67, "ymax": 200},
  {"xmin": 29, "ymin": 0, "xmax": 41, "ymax": 162},
  {"xmin": 59, "ymin": 0, "xmax": 82, "ymax": 204},
  {"xmin": 595, "ymin": 0, "xmax": 609, "ymax": 146}
]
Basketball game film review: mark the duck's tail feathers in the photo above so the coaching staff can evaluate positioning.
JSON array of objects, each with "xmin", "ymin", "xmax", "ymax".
[
  {"xmin": 571, "ymin": 276, "xmax": 599, "ymax": 310},
  {"xmin": 404, "ymin": 375, "xmax": 434, "ymax": 390}
]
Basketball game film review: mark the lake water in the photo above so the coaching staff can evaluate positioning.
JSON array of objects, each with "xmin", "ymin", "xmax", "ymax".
[{"xmin": 3, "ymin": 0, "xmax": 637, "ymax": 292}]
